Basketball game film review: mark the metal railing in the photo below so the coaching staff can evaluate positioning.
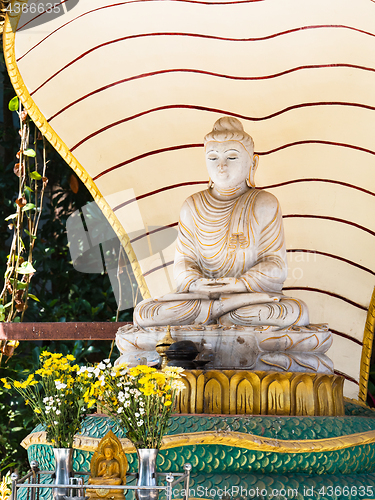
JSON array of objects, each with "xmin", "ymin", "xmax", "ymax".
[{"xmin": 11, "ymin": 460, "xmax": 192, "ymax": 500}]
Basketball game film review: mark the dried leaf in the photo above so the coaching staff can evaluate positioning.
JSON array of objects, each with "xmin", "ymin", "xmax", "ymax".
[
  {"xmin": 2, "ymin": 343, "xmax": 17, "ymax": 357},
  {"xmin": 14, "ymin": 162, "xmax": 25, "ymax": 177},
  {"xmin": 20, "ymin": 110, "xmax": 28, "ymax": 122},
  {"xmin": 15, "ymin": 300, "xmax": 25, "ymax": 312},
  {"xmin": 15, "ymin": 197, "xmax": 27, "ymax": 208},
  {"xmin": 69, "ymin": 174, "xmax": 79, "ymax": 194},
  {"xmin": 5, "ymin": 281, "xmax": 13, "ymax": 294},
  {"xmin": 42, "ymin": 177, "xmax": 48, "ymax": 188}
]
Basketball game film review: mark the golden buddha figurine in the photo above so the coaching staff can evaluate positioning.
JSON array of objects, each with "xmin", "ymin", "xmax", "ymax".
[{"xmin": 87, "ymin": 431, "xmax": 127, "ymax": 500}]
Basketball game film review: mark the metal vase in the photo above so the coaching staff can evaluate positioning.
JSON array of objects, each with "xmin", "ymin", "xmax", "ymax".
[
  {"xmin": 136, "ymin": 448, "xmax": 159, "ymax": 500},
  {"xmin": 52, "ymin": 448, "xmax": 73, "ymax": 500}
]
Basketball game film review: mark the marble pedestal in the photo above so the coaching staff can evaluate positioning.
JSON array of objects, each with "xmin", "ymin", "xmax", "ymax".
[{"xmin": 116, "ymin": 324, "xmax": 333, "ymax": 374}]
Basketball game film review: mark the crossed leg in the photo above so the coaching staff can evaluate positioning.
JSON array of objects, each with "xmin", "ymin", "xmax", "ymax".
[{"xmin": 134, "ymin": 294, "xmax": 309, "ymax": 328}]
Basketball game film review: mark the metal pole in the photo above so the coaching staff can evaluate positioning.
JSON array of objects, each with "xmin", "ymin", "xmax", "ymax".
[
  {"xmin": 11, "ymin": 473, "xmax": 18, "ymax": 500},
  {"xmin": 183, "ymin": 463, "xmax": 192, "ymax": 500},
  {"xmin": 166, "ymin": 473, "xmax": 174, "ymax": 500},
  {"xmin": 29, "ymin": 461, "xmax": 39, "ymax": 500}
]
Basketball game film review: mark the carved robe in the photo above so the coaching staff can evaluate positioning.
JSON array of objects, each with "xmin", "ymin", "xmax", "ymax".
[
  {"xmin": 174, "ymin": 188, "xmax": 287, "ymax": 292},
  {"xmin": 134, "ymin": 188, "xmax": 308, "ymax": 327}
]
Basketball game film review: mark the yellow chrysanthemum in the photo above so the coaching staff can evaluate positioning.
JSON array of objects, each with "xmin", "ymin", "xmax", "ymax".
[
  {"xmin": 138, "ymin": 376, "xmax": 151, "ymax": 385},
  {"xmin": 129, "ymin": 367, "xmax": 140, "ymax": 377},
  {"xmin": 1, "ymin": 378, "xmax": 11, "ymax": 389},
  {"xmin": 141, "ymin": 365, "xmax": 156, "ymax": 372},
  {"xmin": 141, "ymin": 383, "xmax": 157, "ymax": 396}
]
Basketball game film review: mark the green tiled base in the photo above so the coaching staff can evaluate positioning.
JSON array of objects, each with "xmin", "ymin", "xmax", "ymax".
[{"xmin": 24, "ymin": 400, "xmax": 375, "ymax": 500}]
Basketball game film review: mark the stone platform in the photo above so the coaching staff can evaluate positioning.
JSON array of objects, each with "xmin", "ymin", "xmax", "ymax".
[
  {"xmin": 23, "ymin": 400, "xmax": 375, "ymax": 500},
  {"xmin": 116, "ymin": 324, "xmax": 334, "ymax": 373}
]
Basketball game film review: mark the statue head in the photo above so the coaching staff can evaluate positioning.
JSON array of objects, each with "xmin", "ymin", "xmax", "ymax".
[
  {"xmin": 204, "ymin": 117, "xmax": 259, "ymax": 190},
  {"xmin": 104, "ymin": 446, "xmax": 114, "ymax": 460}
]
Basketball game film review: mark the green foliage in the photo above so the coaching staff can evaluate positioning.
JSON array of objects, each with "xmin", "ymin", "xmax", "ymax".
[
  {"xmin": 0, "ymin": 343, "xmax": 39, "ymax": 474},
  {"xmin": 8, "ymin": 97, "xmax": 18, "ymax": 112},
  {"xmin": 0, "ymin": 121, "xmax": 135, "ymax": 323},
  {"xmin": 0, "ymin": 340, "xmax": 122, "ymax": 475},
  {"xmin": 0, "ymin": 104, "xmax": 135, "ymax": 473},
  {"xmin": 23, "ymin": 149, "xmax": 36, "ymax": 158},
  {"xmin": 4, "ymin": 352, "xmax": 99, "ymax": 448},
  {"xmin": 0, "ymin": 53, "xmax": 137, "ymax": 473}
]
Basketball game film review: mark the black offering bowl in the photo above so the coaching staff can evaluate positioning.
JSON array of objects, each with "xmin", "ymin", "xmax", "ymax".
[{"xmin": 166, "ymin": 340, "xmax": 199, "ymax": 369}]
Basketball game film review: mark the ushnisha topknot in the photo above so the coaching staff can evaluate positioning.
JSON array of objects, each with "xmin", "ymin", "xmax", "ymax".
[{"xmin": 204, "ymin": 116, "xmax": 254, "ymax": 156}]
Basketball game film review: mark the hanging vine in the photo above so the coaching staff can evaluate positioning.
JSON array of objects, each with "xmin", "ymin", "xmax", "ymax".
[{"xmin": 0, "ymin": 97, "xmax": 48, "ymax": 361}]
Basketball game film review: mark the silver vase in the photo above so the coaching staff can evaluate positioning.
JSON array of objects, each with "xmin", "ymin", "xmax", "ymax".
[
  {"xmin": 136, "ymin": 448, "xmax": 159, "ymax": 500},
  {"xmin": 52, "ymin": 448, "xmax": 73, "ymax": 500}
]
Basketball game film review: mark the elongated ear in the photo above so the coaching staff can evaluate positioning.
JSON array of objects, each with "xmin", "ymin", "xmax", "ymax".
[{"xmin": 248, "ymin": 154, "xmax": 259, "ymax": 188}]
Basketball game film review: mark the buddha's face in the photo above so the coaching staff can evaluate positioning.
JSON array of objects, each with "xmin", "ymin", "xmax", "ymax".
[
  {"xmin": 205, "ymin": 141, "xmax": 251, "ymax": 190},
  {"xmin": 104, "ymin": 447, "xmax": 114, "ymax": 460}
]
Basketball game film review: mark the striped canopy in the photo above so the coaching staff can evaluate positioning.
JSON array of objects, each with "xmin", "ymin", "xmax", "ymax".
[{"xmin": 4, "ymin": 0, "xmax": 375, "ymax": 399}]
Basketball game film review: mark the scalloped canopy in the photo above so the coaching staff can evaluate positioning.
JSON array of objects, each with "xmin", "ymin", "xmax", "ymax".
[{"xmin": 4, "ymin": 0, "xmax": 375, "ymax": 399}]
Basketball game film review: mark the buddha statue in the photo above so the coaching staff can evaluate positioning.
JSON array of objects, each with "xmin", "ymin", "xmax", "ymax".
[
  {"xmin": 116, "ymin": 117, "xmax": 333, "ymax": 374},
  {"xmin": 87, "ymin": 431, "xmax": 127, "ymax": 500},
  {"xmin": 91, "ymin": 447, "xmax": 121, "ymax": 483}
]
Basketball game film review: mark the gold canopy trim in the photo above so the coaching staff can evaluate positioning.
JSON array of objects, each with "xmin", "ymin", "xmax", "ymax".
[{"xmin": 21, "ymin": 427, "xmax": 375, "ymax": 454}]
